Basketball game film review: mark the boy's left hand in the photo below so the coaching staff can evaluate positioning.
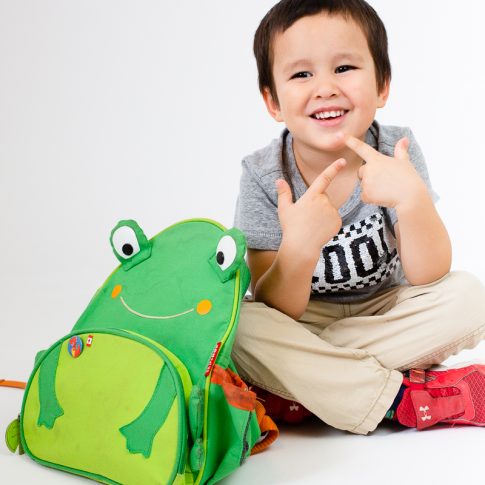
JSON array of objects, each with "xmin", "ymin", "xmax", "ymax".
[{"xmin": 338, "ymin": 133, "xmax": 428, "ymax": 210}]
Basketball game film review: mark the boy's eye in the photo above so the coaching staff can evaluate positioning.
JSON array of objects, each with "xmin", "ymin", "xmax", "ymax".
[
  {"xmin": 335, "ymin": 65, "xmax": 356, "ymax": 74},
  {"xmin": 291, "ymin": 71, "xmax": 312, "ymax": 79}
]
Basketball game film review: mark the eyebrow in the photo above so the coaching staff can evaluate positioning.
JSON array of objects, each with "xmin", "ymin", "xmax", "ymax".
[{"xmin": 283, "ymin": 52, "xmax": 364, "ymax": 73}]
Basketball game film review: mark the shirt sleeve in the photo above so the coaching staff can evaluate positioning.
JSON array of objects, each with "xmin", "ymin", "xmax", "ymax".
[
  {"xmin": 386, "ymin": 128, "xmax": 440, "ymax": 227},
  {"xmin": 233, "ymin": 160, "xmax": 282, "ymax": 250}
]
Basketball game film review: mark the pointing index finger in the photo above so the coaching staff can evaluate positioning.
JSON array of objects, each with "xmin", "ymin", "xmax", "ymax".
[
  {"xmin": 340, "ymin": 134, "xmax": 378, "ymax": 163},
  {"xmin": 307, "ymin": 158, "xmax": 346, "ymax": 195}
]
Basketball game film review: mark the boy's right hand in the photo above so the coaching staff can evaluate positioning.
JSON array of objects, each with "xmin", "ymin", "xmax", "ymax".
[{"xmin": 276, "ymin": 158, "xmax": 346, "ymax": 258}]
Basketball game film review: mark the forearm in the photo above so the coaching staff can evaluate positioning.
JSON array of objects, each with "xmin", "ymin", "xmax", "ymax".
[
  {"xmin": 254, "ymin": 239, "xmax": 319, "ymax": 320},
  {"xmin": 395, "ymin": 192, "xmax": 452, "ymax": 285}
]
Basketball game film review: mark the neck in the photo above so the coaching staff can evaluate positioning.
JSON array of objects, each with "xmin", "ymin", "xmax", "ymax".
[{"xmin": 292, "ymin": 136, "xmax": 364, "ymax": 186}]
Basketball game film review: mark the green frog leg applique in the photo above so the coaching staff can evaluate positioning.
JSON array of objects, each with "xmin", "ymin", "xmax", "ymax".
[
  {"xmin": 37, "ymin": 345, "xmax": 64, "ymax": 429},
  {"xmin": 119, "ymin": 365, "xmax": 176, "ymax": 458}
]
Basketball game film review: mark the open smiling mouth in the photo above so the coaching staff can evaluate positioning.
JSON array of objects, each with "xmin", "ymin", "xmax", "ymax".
[{"xmin": 111, "ymin": 284, "xmax": 212, "ymax": 320}]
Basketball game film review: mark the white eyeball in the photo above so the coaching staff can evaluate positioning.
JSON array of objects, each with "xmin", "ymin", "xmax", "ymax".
[
  {"xmin": 215, "ymin": 235, "xmax": 237, "ymax": 271},
  {"xmin": 111, "ymin": 225, "xmax": 140, "ymax": 259}
]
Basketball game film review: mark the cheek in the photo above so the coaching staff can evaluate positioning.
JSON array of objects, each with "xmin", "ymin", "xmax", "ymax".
[
  {"xmin": 343, "ymin": 76, "xmax": 379, "ymax": 108},
  {"xmin": 278, "ymin": 84, "xmax": 305, "ymax": 108}
]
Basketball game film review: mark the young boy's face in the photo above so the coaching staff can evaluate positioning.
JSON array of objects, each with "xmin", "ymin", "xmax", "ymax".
[{"xmin": 263, "ymin": 12, "xmax": 389, "ymax": 153}]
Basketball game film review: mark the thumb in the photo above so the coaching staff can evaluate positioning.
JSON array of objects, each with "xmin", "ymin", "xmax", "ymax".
[
  {"xmin": 394, "ymin": 136, "xmax": 409, "ymax": 159},
  {"xmin": 357, "ymin": 164, "xmax": 365, "ymax": 181},
  {"xmin": 276, "ymin": 179, "xmax": 293, "ymax": 211}
]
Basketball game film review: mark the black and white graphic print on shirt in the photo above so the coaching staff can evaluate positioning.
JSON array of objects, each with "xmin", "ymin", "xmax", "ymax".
[{"xmin": 311, "ymin": 212, "xmax": 399, "ymax": 294}]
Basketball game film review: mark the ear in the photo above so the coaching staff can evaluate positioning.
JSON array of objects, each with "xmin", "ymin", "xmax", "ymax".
[
  {"xmin": 262, "ymin": 88, "xmax": 284, "ymax": 122},
  {"xmin": 376, "ymin": 79, "xmax": 390, "ymax": 109}
]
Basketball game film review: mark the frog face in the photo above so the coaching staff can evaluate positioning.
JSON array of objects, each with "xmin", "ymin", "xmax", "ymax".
[
  {"xmin": 73, "ymin": 219, "xmax": 250, "ymax": 378},
  {"xmin": 108, "ymin": 220, "xmax": 246, "ymax": 319}
]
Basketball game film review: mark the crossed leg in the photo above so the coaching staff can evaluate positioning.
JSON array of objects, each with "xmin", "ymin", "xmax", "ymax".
[
  {"xmin": 316, "ymin": 271, "xmax": 485, "ymax": 372},
  {"xmin": 232, "ymin": 271, "xmax": 485, "ymax": 434}
]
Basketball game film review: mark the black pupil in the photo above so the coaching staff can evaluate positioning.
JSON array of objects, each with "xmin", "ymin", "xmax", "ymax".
[
  {"xmin": 216, "ymin": 251, "xmax": 225, "ymax": 265},
  {"xmin": 122, "ymin": 243, "xmax": 134, "ymax": 256}
]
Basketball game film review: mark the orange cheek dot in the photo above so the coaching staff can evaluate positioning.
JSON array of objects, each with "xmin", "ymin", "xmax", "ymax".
[
  {"xmin": 111, "ymin": 284, "xmax": 122, "ymax": 299},
  {"xmin": 196, "ymin": 300, "xmax": 212, "ymax": 315}
]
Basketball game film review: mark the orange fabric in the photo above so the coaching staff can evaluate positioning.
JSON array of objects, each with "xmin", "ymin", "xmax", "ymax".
[
  {"xmin": 210, "ymin": 364, "xmax": 257, "ymax": 411},
  {"xmin": 0, "ymin": 379, "xmax": 26, "ymax": 389},
  {"xmin": 210, "ymin": 365, "xmax": 279, "ymax": 453},
  {"xmin": 250, "ymin": 400, "xmax": 279, "ymax": 455}
]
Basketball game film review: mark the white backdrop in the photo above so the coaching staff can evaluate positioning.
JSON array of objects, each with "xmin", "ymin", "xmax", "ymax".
[{"xmin": 1, "ymin": 2, "xmax": 484, "ymax": 483}]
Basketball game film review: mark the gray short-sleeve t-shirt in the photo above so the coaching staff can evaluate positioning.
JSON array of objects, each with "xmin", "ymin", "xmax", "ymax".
[{"xmin": 234, "ymin": 120, "xmax": 439, "ymax": 303}]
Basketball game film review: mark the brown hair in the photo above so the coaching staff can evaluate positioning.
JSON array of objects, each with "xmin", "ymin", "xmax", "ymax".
[{"xmin": 254, "ymin": 0, "xmax": 391, "ymax": 105}]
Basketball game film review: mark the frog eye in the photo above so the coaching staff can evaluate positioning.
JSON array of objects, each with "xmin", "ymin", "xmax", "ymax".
[
  {"xmin": 110, "ymin": 220, "xmax": 151, "ymax": 271},
  {"xmin": 209, "ymin": 229, "xmax": 246, "ymax": 283},
  {"xmin": 216, "ymin": 235, "xmax": 237, "ymax": 271},
  {"xmin": 111, "ymin": 226, "xmax": 141, "ymax": 259}
]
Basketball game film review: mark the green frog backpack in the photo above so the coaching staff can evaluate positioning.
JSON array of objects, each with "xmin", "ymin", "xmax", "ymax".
[{"xmin": 4, "ymin": 218, "xmax": 278, "ymax": 484}]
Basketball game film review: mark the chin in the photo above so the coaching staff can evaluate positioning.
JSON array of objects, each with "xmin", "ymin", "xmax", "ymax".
[{"xmin": 312, "ymin": 136, "xmax": 345, "ymax": 152}]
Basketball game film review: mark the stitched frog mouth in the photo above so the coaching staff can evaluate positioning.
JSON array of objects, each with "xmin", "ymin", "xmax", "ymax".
[{"xmin": 111, "ymin": 284, "xmax": 212, "ymax": 319}]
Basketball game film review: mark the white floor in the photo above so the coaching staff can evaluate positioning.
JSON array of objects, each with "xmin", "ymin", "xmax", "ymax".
[{"xmin": 2, "ymin": 294, "xmax": 485, "ymax": 485}]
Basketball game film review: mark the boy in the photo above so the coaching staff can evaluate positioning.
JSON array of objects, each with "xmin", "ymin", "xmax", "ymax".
[{"xmin": 232, "ymin": 0, "xmax": 485, "ymax": 434}]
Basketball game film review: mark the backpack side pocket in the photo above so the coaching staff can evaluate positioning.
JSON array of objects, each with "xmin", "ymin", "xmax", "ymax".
[{"xmin": 197, "ymin": 364, "xmax": 261, "ymax": 485}]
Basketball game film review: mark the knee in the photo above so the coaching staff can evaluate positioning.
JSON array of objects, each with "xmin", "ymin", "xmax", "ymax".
[
  {"xmin": 233, "ymin": 302, "xmax": 256, "ymax": 349},
  {"xmin": 237, "ymin": 301, "xmax": 268, "ymax": 331},
  {"xmin": 440, "ymin": 271, "xmax": 485, "ymax": 330},
  {"xmin": 444, "ymin": 271, "xmax": 485, "ymax": 303},
  {"xmin": 233, "ymin": 301, "xmax": 274, "ymax": 349}
]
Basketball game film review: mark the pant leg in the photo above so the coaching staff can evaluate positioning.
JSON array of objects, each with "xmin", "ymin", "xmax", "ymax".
[
  {"xmin": 318, "ymin": 271, "xmax": 485, "ymax": 371},
  {"xmin": 231, "ymin": 301, "xmax": 403, "ymax": 435}
]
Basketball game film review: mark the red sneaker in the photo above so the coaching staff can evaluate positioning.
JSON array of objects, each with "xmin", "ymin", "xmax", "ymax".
[
  {"xmin": 396, "ymin": 364, "xmax": 485, "ymax": 430},
  {"xmin": 250, "ymin": 385, "xmax": 313, "ymax": 424}
]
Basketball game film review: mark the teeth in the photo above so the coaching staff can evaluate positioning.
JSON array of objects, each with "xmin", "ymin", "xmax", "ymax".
[{"xmin": 314, "ymin": 110, "xmax": 346, "ymax": 119}]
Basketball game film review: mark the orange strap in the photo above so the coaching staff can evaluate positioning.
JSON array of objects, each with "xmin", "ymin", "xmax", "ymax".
[
  {"xmin": 250, "ymin": 399, "xmax": 279, "ymax": 455},
  {"xmin": 0, "ymin": 379, "xmax": 26, "ymax": 390}
]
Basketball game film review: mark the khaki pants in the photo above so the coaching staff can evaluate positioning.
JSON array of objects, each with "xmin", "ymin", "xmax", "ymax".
[{"xmin": 231, "ymin": 271, "xmax": 485, "ymax": 435}]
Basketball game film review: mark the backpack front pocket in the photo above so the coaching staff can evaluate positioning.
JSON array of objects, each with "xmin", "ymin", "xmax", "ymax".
[{"xmin": 21, "ymin": 329, "xmax": 192, "ymax": 485}]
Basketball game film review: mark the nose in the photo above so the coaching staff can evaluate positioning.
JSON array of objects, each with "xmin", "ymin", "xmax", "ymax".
[{"xmin": 313, "ymin": 74, "xmax": 339, "ymax": 99}]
